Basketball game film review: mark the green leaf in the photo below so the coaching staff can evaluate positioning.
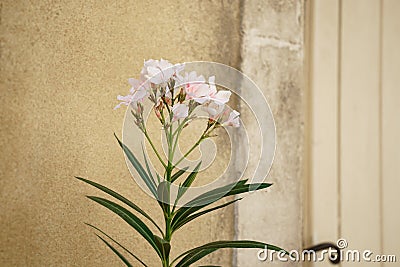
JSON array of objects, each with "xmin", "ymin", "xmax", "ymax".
[
  {"xmin": 154, "ymin": 235, "xmax": 171, "ymax": 262},
  {"xmin": 172, "ymin": 181, "xmax": 271, "ymax": 230},
  {"xmin": 177, "ymin": 248, "xmax": 217, "ymax": 267},
  {"xmin": 170, "ymin": 166, "xmax": 189, "ymax": 183},
  {"xmin": 141, "ymin": 145, "xmax": 157, "ymax": 186},
  {"xmin": 171, "ymin": 181, "xmax": 245, "ymax": 228},
  {"xmin": 96, "ymin": 234, "xmax": 133, "ymax": 267},
  {"xmin": 177, "ymin": 175, "xmax": 245, "ymax": 209},
  {"xmin": 76, "ymin": 177, "xmax": 162, "ymax": 234},
  {"xmin": 172, "ymin": 198, "xmax": 242, "ymax": 232},
  {"xmin": 183, "ymin": 180, "xmax": 248, "ymax": 208},
  {"xmin": 157, "ymin": 181, "xmax": 170, "ymax": 215},
  {"xmin": 174, "ymin": 240, "xmax": 285, "ymax": 267},
  {"xmin": 187, "ymin": 182, "xmax": 271, "ymax": 207},
  {"xmin": 114, "ymin": 134, "xmax": 157, "ymax": 197},
  {"xmin": 176, "ymin": 162, "xmax": 201, "ymax": 200},
  {"xmin": 172, "ymin": 162, "xmax": 204, "ymax": 214},
  {"xmin": 156, "ymin": 172, "xmax": 161, "ymax": 184},
  {"xmin": 86, "ymin": 223, "xmax": 148, "ymax": 267},
  {"xmin": 87, "ymin": 196, "xmax": 162, "ymax": 259}
]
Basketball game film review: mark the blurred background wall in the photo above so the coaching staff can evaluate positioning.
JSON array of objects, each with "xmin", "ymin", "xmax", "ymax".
[
  {"xmin": 236, "ymin": 1, "xmax": 306, "ymax": 266},
  {"xmin": 309, "ymin": 0, "xmax": 400, "ymax": 266},
  {"xmin": 0, "ymin": 1, "xmax": 242, "ymax": 266}
]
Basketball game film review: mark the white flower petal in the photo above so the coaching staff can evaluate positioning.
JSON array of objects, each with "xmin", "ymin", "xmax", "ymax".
[
  {"xmin": 171, "ymin": 103, "xmax": 189, "ymax": 121},
  {"xmin": 140, "ymin": 59, "xmax": 182, "ymax": 85},
  {"xmin": 223, "ymin": 110, "xmax": 240, "ymax": 127},
  {"xmin": 212, "ymin": 90, "xmax": 231, "ymax": 105}
]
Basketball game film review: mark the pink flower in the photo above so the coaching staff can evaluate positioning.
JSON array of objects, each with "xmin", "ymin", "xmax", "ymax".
[
  {"xmin": 127, "ymin": 78, "xmax": 143, "ymax": 91},
  {"xmin": 132, "ymin": 86, "xmax": 148, "ymax": 102},
  {"xmin": 171, "ymin": 103, "xmax": 189, "ymax": 122},
  {"xmin": 114, "ymin": 78, "xmax": 149, "ymax": 110},
  {"xmin": 177, "ymin": 72, "xmax": 220, "ymax": 104},
  {"xmin": 208, "ymin": 90, "xmax": 232, "ymax": 105},
  {"xmin": 186, "ymin": 83, "xmax": 212, "ymax": 103},
  {"xmin": 208, "ymin": 76, "xmax": 217, "ymax": 93},
  {"xmin": 114, "ymin": 94, "xmax": 133, "ymax": 110},
  {"xmin": 175, "ymin": 71, "xmax": 206, "ymax": 85},
  {"xmin": 205, "ymin": 76, "xmax": 232, "ymax": 104},
  {"xmin": 202, "ymin": 101, "xmax": 225, "ymax": 120},
  {"xmin": 141, "ymin": 59, "xmax": 184, "ymax": 85},
  {"xmin": 182, "ymin": 75, "xmax": 231, "ymax": 105},
  {"xmin": 222, "ymin": 110, "xmax": 240, "ymax": 127}
]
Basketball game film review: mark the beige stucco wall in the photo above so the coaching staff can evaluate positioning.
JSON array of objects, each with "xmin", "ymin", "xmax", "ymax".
[{"xmin": 0, "ymin": 1, "xmax": 242, "ymax": 266}]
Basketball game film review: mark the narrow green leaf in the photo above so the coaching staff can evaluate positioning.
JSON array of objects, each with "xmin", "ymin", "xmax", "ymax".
[
  {"xmin": 172, "ymin": 181, "xmax": 246, "ymax": 228},
  {"xmin": 172, "ymin": 198, "xmax": 242, "ymax": 232},
  {"xmin": 141, "ymin": 145, "xmax": 157, "ymax": 186},
  {"xmin": 87, "ymin": 196, "xmax": 162, "ymax": 258},
  {"xmin": 157, "ymin": 181, "xmax": 170, "ymax": 215},
  {"xmin": 172, "ymin": 181, "xmax": 270, "ymax": 229},
  {"xmin": 114, "ymin": 134, "xmax": 157, "ymax": 197},
  {"xmin": 172, "ymin": 181, "xmax": 183, "ymax": 213},
  {"xmin": 156, "ymin": 172, "xmax": 161, "ymax": 184},
  {"xmin": 76, "ymin": 177, "xmax": 162, "ymax": 234},
  {"xmin": 177, "ymin": 248, "xmax": 217, "ymax": 267},
  {"xmin": 174, "ymin": 240, "xmax": 285, "ymax": 267},
  {"xmin": 176, "ymin": 162, "xmax": 201, "ymax": 200},
  {"xmin": 96, "ymin": 234, "xmax": 133, "ymax": 267},
  {"xmin": 170, "ymin": 166, "xmax": 189, "ymax": 183},
  {"xmin": 187, "ymin": 182, "xmax": 271, "ymax": 207},
  {"xmin": 172, "ymin": 164, "xmax": 206, "ymax": 216},
  {"xmin": 154, "ymin": 235, "xmax": 171, "ymax": 262},
  {"xmin": 183, "ymin": 180, "xmax": 248, "ymax": 208},
  {"xmin": 86, "ymin": 223, "xmax": 148, "ymax": 267}
]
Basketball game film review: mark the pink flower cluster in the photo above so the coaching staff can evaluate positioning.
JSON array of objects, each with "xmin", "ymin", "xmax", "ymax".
[{"xmin": 115, "ymin": 59, "xmax": 240, "ymax": 128}]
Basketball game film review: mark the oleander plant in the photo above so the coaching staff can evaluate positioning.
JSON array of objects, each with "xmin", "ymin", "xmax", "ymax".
[{"xmin": 76, "ymin": 59, "xmax": 283, "ymax": 266}]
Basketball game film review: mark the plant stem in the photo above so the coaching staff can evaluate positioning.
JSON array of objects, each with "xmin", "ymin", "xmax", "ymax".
[
  {"xmin": 165, "ymin": 216, "xmax": 172, "ymax": 241},
  {"xmin": 171, "ymin": 119, "xmax": 186, "ymax": 159},
  {"xmin": 143, "ymin": 129, "xmax": 167, "ymax": 168},
  {"xmin": 173, "ymin": 124, "xmax": 214, "ymax": 168},
  {"xmin": 162, "ymin": 221, "xmax": 171, "ymax": 267},
  {"xmin": 174, "ymin": 137, "xmax": 204, "ymax": 167},
  {"xmin": 162, "ymin": 117, "xmax": 176, "ymax": 267}
]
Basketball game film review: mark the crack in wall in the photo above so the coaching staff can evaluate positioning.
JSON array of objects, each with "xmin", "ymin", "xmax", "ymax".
[{"xmin": 245, "ymin": 30, "xmax": 302, "ymax": 51}]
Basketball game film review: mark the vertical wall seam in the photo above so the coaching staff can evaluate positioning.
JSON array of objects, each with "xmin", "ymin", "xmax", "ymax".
[
  {"xmin": 303, "ymin": 0, "xmax": 314, "ymax": 253},
  {"xmin": 232, "ymin": 1, "xmax": 245, "ymax": 266},
  {"xmin": 378, "ymin": 0, "xmax": 384, "ymax": 262},
  {"xmin": 337, "ymin": 0, "xmax": 343, "ymax": 259}
]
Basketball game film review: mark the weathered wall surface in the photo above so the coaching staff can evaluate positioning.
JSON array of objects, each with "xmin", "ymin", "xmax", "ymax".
[
  {"xmin": 236, "ymin": 0, "xmax": 305, "ymax": 266},
  {"xmin": 0, "ymin": 1, "xmax": 241, "ymax": 266},
  {"xmin": 310, "ymin": 1, "xmax": 400, "ymax": 266}
]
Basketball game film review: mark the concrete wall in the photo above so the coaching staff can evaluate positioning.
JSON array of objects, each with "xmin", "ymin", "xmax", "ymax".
[
  {"xmin": 236, "ymin": 0, "xmax": 305, "ymax": 266},
  {"xmin": 0, "ymin": 1, "xmax": 242, "ymax": 266}
]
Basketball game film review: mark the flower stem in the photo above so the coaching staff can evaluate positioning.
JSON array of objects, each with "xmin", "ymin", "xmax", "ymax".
[
  {"xmin": 162, "ymin": 215, "xmax": 172, "ymax": 267},
  {"xmin": 171, "ymin": 119, "xmax": 187, "ymax": 158},
  {"xmin": 173, "ymin": 124, "xmax": 215, "ymax": 168},
  {"xmin": 173, "ymin": 136, "xmax": 204, "ymax": 168},
  {"xmin": 143, "ymin": 129, "xmax": 167, "ymax": 168}
]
